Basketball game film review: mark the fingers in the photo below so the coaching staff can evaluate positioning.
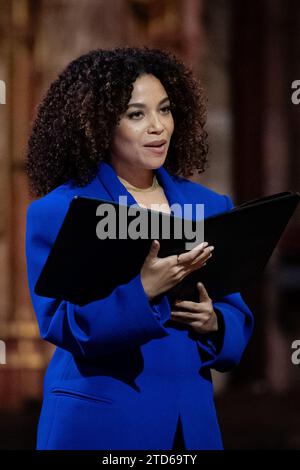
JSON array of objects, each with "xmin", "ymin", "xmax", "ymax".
[
  {"xmin": 190, "ymin": 247, "xmax": 214, "ymax": 266},
  {"xmin": 147, "ymin": 239, "xmax": 160, "ymax": 259},
  {"xmin": 178, "ymin": 243, "xmax": 214, "ymax": 266},
  {"xmin": 171, "ymin": 309, "xmax": 210, "ymax": 322},
  {"xmin": 173, "ymin": 285, "xmax": 211, "ymax": 311},
  {"xmin": 171, "ymin": 312, "xmax": 197, "ymax": 322},
  {"xmin": 178, "ymin": 241, "xmax": 208, "ymax": 264},
  {"xmin": 197, "ymin": 282, "xmax": 211, "ymax": 301},
  {"xmin": 173, "ymin": 300, "xmax": 200, "ymax": 312},
  {"xmin": 178, "ymin": 247, "xmax": 214, "ymax": 273}
]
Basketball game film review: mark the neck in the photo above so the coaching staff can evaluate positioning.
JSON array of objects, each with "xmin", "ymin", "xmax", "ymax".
[{"xmin": 108, "ymin": 159, "xmax": 155, "ymax": 189}]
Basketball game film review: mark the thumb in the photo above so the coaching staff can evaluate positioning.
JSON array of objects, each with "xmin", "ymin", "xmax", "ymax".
[
  {"xmin": 197, "ymin": 282, "xmax": 210, "ymax": 301},
  {"xmin": 148, "ymin": 239, "xmax": 160, "ymax": 259}
]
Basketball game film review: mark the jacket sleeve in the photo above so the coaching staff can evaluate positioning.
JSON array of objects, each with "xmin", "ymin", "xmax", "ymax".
[
  {"xmin": 195, "ymin": 194, "xmax": 254, "ymax": 372},
  {"xmin": 25, "ymin": 196, "xmax": 171, "ymax": 359}
]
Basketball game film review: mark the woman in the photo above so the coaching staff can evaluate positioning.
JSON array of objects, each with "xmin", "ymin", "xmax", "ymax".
[{"xmin": 25, "ymin": 46, "xmax": 254, "ymax": 450}]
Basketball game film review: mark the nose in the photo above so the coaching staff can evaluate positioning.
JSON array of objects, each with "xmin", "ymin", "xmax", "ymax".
[{"xmin": 146, "ymin": 112, "xmax": 165, "ymax": 133}]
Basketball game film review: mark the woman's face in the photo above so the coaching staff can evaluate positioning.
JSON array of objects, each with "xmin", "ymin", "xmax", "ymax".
[{"xmin": 109, "ymin": 74, "xmax": 174, "ymax": 177}]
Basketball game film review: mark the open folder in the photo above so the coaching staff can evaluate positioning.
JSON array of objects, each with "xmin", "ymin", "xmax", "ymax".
[{"xmin": 34, "ymin": 191, "xmax": 300, "ymax": 305}]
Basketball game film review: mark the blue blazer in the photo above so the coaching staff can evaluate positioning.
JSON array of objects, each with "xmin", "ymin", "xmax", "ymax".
[{"xmin": 25, "ymin": 160, "xmax": 254, "ymax": 450}]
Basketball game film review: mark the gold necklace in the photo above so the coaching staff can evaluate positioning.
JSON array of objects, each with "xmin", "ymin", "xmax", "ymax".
[{"xmin": 118, "ymin": 174, "xmax": 160, "ymax": 192}]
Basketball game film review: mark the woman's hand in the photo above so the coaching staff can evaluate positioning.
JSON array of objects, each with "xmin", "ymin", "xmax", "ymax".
[
  {"xmin": 140, "ymin": 239, "xmax": 214, "ymax": 301},
  {"xmin": 171, "ymin": 282, "xmax": 218, "ymax": 334}
]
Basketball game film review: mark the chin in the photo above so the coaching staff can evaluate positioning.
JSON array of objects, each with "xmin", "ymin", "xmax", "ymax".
[{"xmin": 145, "ymin": 156, "xmax": 167, "ymax": 169}]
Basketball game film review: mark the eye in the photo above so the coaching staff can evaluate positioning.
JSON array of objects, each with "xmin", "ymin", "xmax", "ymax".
[
  {"xmin": 127, "ymin": 105, "xmax": 171, "ymax": 120},
  {"xmin": 161, "ymin": 105, "xmax": 171, "ymax": 113},
  {"xmin": 128, "ymin": 111, "xmax": 143, "ymax": 119}
]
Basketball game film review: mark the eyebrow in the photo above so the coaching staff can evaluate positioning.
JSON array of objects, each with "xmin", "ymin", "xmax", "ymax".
[{"xmin": 127, "ymin": 97, "xmax": 170, "ymax": 108}]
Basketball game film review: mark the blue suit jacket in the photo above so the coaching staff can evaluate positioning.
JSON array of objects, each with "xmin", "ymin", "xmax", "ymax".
[{"xmin": 25, "ymin": 160, "xmax": 254, "ymax": 450}]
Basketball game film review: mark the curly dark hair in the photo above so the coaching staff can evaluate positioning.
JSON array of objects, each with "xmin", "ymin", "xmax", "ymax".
[{"xmin": 25, "ymin": 46, "xmax": 209, "ymax": 197}]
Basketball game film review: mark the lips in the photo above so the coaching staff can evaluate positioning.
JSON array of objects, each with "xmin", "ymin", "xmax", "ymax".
[
  {"xmin": 144, "ymin": 143, "xmax": 167, "ymax": 155},
  {"xmin": 143, "ymin": 139, "xmax": 167, "ymax": 147}
]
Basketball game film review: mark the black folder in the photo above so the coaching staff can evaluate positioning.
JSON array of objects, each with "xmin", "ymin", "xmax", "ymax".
[{"xmin": 34, "ymin": 191, "xmax": 300, "ymax": 305}]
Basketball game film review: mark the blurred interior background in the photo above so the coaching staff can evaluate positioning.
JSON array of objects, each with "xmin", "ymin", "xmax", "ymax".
[{"xmin": 0, "ymin": 0, "xmax": 299, "ymax": 449}]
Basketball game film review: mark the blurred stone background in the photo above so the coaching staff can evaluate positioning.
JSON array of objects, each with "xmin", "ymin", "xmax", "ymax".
[{"xmin": 0, "ymin": 0, "xmax": 299, "ymax": 449}]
